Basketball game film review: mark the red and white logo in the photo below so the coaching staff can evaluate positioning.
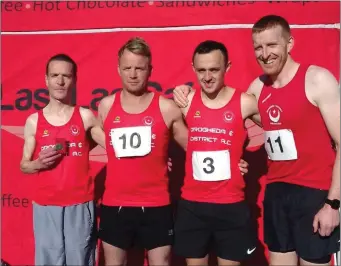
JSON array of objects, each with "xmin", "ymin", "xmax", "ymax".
[
  {"xmin": 70, "ymin": 125, "xmax": 80, "ymax": 136},
  {"xmin": 223, "ymin": 111, "xmax": 234, "ymax": 123},
  {"xmin": 267, "ymin": 105, "xmax": 283, "ymax": 125},
  {"xmin": 143, "ymin": 116, "xmax": 154, "ymax": 126}
]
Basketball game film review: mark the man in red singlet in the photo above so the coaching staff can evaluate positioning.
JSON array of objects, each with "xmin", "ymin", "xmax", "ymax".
[
  {"xmin": 172, "ymin": 40, "xmax": 259, "ymax": 266},
  {"xmin": 247, "ymin": 15, "xmax": 340, "ymax": 266},
  {"xmin": 96, "ymin": 37, "xmax": 188, "ymax": 266},
  {"xmin": 173, "ymin": 15, "xmax": 340, "ymax": 266},
  {"xmin": 20, "ymin": 54, "xmax": 104, "ymax": 266}
]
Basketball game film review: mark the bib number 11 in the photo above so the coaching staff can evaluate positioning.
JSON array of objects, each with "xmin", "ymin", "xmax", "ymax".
[{"xmin": 264, "ymin": 130, "xmax": 298, "ymax": 161}]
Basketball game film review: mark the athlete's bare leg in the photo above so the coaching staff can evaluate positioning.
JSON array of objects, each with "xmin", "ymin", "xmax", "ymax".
[
  {"xmin": 217, "ymin": 257, "xmax": 240, "ymax": 266},
  {"xmin": 147, "ymin": 245, "xmax": 171, "ymax": 266},
  {"xmin": 300, "ymin": 257, "xmax": 331, "ymax": 266},
  {"xmin": 269, "ymin": 251, "xmax": 297, "ymax": 266},
  {"xmin": 186, "ymin": 255, "xmax": 209, "ymax": 266},
  {"xmin": 102, "ymin": 241, "xmax": 127, "ymax": 266}
]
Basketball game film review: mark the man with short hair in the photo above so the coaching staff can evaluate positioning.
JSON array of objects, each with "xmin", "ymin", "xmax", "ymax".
[
  {"xmin": 20, "ymin": 54, "xmax": 104, "ymax": 265},
  {"xmin": 172, "ymin": 40, "xmax": 259, "ymax": 266},
  {"xmin": 173, "ymin": 15, "xmax": 340, "ymax": 266},
  {"xmin": 96, "ymin": 37, "xmax": 188, "ymax": 266}
]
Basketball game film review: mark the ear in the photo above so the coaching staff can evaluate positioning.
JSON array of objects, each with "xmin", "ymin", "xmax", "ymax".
[
  {"xmin": 287, "ymin": 35, "xmax": 294, "ymax": 54},
  {"xmin": 192, "ymin": 62, "xmax": 196, "ymax": 73},
  {"xmin": 45, "ymin": 75, "xmax": 48, "ymax": 87},
  {"xmin": 117, "ymin": 64, "xmax": 121, "ymax": 77},
  {"xmin": 148, "ymin": 65, "xmax": 153, "ymax": 77},
  {"xmin": 225, "ymin": 61, "xmax": 232, "ymax": 73}
]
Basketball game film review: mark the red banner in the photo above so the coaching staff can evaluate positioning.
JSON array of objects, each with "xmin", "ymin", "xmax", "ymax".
[
  {"xmin": 1, "ymin": 2, "xmax": 340, "ymax": 265},
  {"xmin": 1, "ymin": 1, "xmax": 340, "ymax": 31}
]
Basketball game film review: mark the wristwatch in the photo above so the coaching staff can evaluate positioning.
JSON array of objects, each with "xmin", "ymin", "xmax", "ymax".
[{"xmin": 325, "ymin": 199, "xmax": 340, "ymax": 210}]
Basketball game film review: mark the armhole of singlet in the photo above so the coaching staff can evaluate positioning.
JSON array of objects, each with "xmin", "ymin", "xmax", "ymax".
[
  {"xmin": 35, "ymin": 110, "xmax": 42, "ymax": 136},
  {"xmin": 74, "ymin": 106, "xmax": 86, "ymax": 129},
  {"xmin": 186, "ymin": 89, "xmax": 200, "ymax": 118},
  {"xmin": 103, "ymin": 92, "xmax": 121, "ymax": 128},
  {"xmin": 231, "ymin": 89, "xmax": 244, "ymax": 123}
]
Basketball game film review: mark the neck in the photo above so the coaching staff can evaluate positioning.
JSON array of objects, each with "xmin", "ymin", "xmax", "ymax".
[
  {"xmin": 121, "ymin": 88, "xmax": 149, "ymax": 103},
  {"xmin": 45, "ymin": 97, "xmax": 72, "ymax": 113},
  {"xmin": 201, "ymin": 85, "xmax": 227, "ymax": 101},
  {"xmin": 269, "ymin": 57, "xmax": 300, "ymax": 88}
]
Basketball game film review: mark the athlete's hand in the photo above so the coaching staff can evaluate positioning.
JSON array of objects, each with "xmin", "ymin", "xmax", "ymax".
[
  {"xmin": 35, "ymin": 147, "xmax": 62, "ymax": 169},
  {"xmin": 173, "ymin": 85, "xmax": 191, "ymax": 108},
  {"xmin": 239, "ymin": 159, "xmax": 249, "ymax": 175},
  {"xmin": 313, "ymin": 204, "xmax": 340, "ymax": 237},
  {"xmin": 167, "ymin": 157, "xmax": 172, "ymax": 172}
]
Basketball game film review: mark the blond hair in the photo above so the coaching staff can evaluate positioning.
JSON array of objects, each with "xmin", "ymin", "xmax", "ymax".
[{"xmin": 118, "ymin": 37, "xmax": 152, "ymax": 64}]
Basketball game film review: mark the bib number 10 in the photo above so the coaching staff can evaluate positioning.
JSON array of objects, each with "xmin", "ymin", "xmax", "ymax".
[
  {"xmin": 110, "ymin": 126, "xmax": 151, "ymax": 158},
  {"xmin": 119, "ymin": 132, "xmax": 141, "ymax": 150}
]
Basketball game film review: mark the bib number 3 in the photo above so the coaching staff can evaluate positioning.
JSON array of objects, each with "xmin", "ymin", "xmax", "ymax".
[
  {"xmin": 192, "ymin": 150, "xmax": 231, "ymax": 181},
  {"xmin": 111, "ymin": 126, "xmax": 151, "ymax": 158},
  {"xmin": 264, "ymin": 129, "xmax": 298, "ymax": 161}
]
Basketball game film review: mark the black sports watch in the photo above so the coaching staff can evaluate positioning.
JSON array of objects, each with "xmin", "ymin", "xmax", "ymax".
[{"xmin": 325, "ymin": 199, "xmax": 340, "ymax": 210}]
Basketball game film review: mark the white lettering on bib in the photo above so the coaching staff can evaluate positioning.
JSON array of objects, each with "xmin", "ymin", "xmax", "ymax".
[
  {"xmin": 264, "ymin": 129, "xmax": 298, "ymax": 161},
  {"xmin": 110, "ymin": 126, "xmax": 151, "ymax": 158},
  {"xmin": 192, "ymin": 150, "xmax": 231, "ymax": 181}
]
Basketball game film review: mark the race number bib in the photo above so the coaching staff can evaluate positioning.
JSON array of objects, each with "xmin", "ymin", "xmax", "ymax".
[
  {"xmin": 192, "ymin": 150, "xmax": 231, "ymax": 181},
  {"xmin": 110, "ymin": 126, "xmax": 151, "ymax": 158},
  {"xmin": 264, "ymin": 129, "xmax": 298, "ymax": 161}
]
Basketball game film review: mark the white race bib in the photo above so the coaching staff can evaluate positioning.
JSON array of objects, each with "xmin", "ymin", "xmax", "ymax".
[
  {"xmin": 192, "ymin": 150, "xmax": 231, "ymax": 181},
  {"xmin": 264, "ymin": 129, "xmax": 298, "ymax": 161},
  {"xmin": 110, "ymin": 126, "xmax": 151, "ymax": 158}
]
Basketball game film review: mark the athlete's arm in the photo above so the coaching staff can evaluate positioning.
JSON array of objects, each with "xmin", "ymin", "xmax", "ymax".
[
  {"xmin": 80, "ymin": 107, "xmax": 106, "ymax": 149},
  {"xmin": 246, "ymin": 77, "xmax": 264, "ymax": 127},
  {"xmin": 98, "ymin": 95, "xmax": 116, "ymax": 126},
  {"xmin": 308, "ymin": 66, "xmax": 340, "ymax": 236},
  {"xmin": 160, "ymin": 96, "xmax": 188, "ymax": 151},
  {"xmin": 20, "ymin": 113, "xmax": 61, "ymax": 174}
]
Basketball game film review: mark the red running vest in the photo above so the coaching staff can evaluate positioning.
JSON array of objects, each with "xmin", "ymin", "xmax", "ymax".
[
  {"xmin": 32, "ymin": 107, "xmax": 93, "ymax": 206},
  {"xmin": 182, "ymin": 89, "xmax": 247, "ymax": 203},
  {"xmin": 103, "ymin": 92, "xmax": 170, "ymax": 207},
  {"xmin": 258, "ymin": 64, "xmax": 335, "ymax": 190}
]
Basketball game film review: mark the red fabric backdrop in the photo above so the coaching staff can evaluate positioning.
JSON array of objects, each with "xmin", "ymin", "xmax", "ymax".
[{"xmin": 1, "ymin": 1, "xmax": 340, "ymax": 265}]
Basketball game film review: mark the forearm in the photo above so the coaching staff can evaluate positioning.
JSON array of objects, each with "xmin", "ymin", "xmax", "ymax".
[
  {"xmin": 91, "ymin": 126, "xmax": 106, "ymax": 149},
  {"xmin": 250, "ymin": 114, "xmax": 262, "ymax": 127},
  {"xmin": 328, "ymin": 145, "xmax": 340, "ymax": 200},
  {"xmin": 174, "ymin": 133, "xmax": 188, "ymax": 151},
  {"xmin": 20, "ymin": 159, "xmax": 40, "ymax": 174}
]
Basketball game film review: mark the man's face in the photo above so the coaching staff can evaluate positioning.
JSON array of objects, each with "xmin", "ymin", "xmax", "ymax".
[
  {"xmin": 118, "ymin": 49, "xmax": 151, "ymax": 94},
  {"xmin": 193, "ymin": 50, "xmax": 228, "ymax": 95},
  {"xmin": 45, "ymin": 60, "xmax": 75, "ymax": 101},
  {"xmin": 252, "ymin": 25, "xmax": 293, "ymax": 76}
]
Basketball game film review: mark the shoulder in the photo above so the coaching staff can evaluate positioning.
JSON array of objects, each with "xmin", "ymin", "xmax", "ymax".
[
  {"xmin": 79, "ymin": 106, "xmax": 95, "ymax": 118},
  {"xmin": 306, "ymin": 65, "xmax": 337, "ymax": 85},
  {"xmin": 98, "ymin": 94, "xmax": 116, "ymax": 110},
  {"xmin": 25, "ymin": 112, "xmax": 38, "ymax": 127},
  {"xmin": 159, "ymin": 95, "xmax": 180, "ymax": 113},
  {"xmin": 241, "ymin": 91, "xmax": 257, "ymax": 105},
  {"xmin": 24, "ymin": 112, "xmax": 38, "ymax": 135},
  {"xmin": 247, "ymin": 75, "xmax": 266, "ymax": 98},
  {"xmin": 306, "ymin": 65, "xmax": 339, "ymax": 101}
]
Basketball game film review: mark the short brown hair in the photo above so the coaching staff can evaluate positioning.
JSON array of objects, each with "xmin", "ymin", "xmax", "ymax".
[
  {"xmin": 252, "ymin": 15, "xmax": 291, "ymax": 37},
  {"xmin": 118, "ymin": 37, "xmax": 152, "ymax": 64}
]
